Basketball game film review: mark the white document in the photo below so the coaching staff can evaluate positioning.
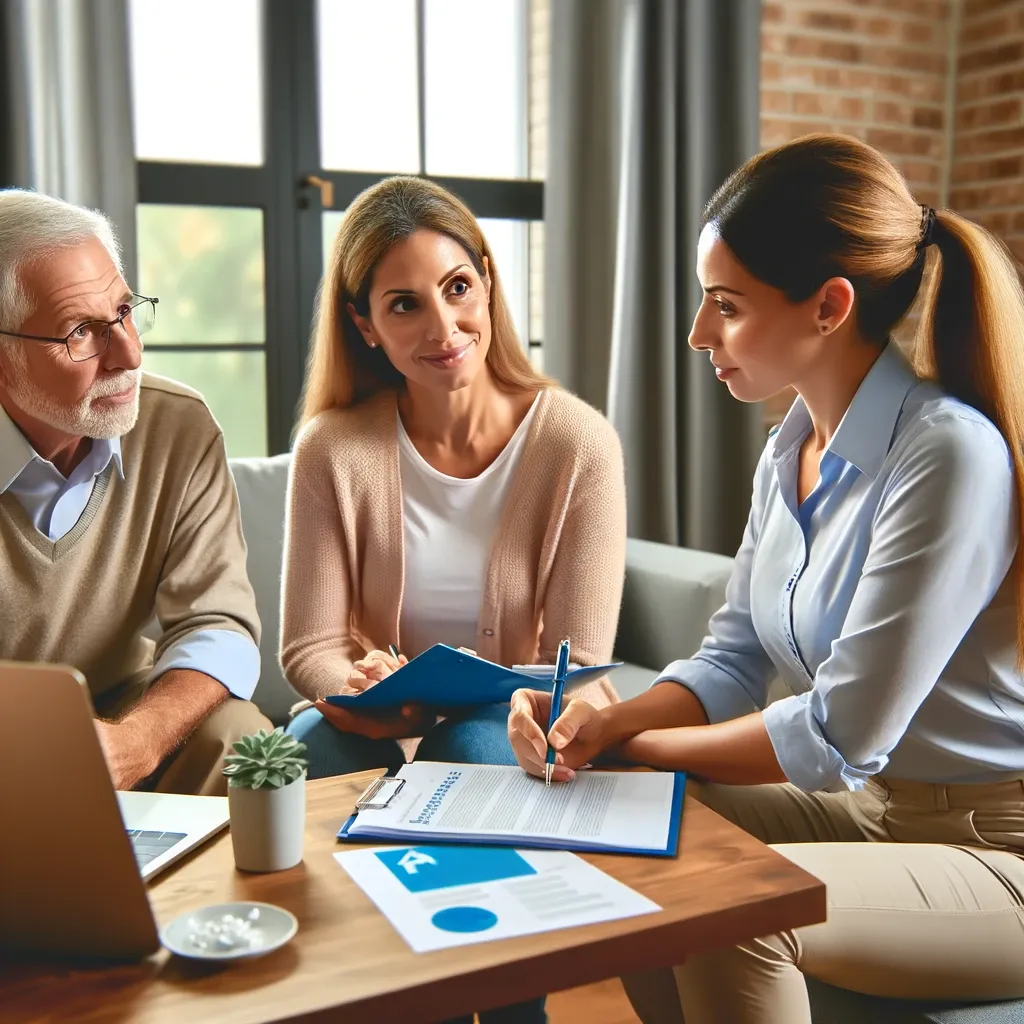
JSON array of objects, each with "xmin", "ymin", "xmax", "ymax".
[
  {"xmin": 335, "ymin": 844, "xmax": 661, "ymax": 952},
  {"xmin": 343, "ymin": 762, "xmax": 680, "ymax": 855}
]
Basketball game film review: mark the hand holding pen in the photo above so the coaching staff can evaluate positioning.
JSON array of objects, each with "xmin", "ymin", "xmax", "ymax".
[
  {"xmin": 344, "ymin": 644, "xmax": 407, "ymax": 693},
  {"xmin": 544, "ymin": 638, "xmax": 572, "ymax": 786},
  {"xmin": 314, "ymin": 642, "xmax": 429, "ymax": 741}
]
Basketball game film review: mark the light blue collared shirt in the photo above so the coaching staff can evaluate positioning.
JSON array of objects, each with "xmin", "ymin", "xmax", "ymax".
[
  {"xmin": 0, "ymin": 406, "xmax": 260, "ymax": 699},
  {"xmin": 656, "ymin": 342, "xmax": 1023, "ymax": 791}
]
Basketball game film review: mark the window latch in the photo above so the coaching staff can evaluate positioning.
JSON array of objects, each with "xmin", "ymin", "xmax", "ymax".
[{"xmin": 301, "ymin": 175, "xmax": 335, "ymax": 209}]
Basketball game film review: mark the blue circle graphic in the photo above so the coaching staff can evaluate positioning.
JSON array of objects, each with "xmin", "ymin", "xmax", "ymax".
[{"xmin": 431, "ymin": 906, "xmax": 498, "ymax": 934}]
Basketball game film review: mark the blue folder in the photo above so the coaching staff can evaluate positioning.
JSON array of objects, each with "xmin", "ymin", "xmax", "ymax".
[
  {"xmin": 323, "ymin": 643, "xmax": 623, "ymax": 710},
  {"xmin": 336, "ymin": 770, "xmax": 686, "ymax": 858}
]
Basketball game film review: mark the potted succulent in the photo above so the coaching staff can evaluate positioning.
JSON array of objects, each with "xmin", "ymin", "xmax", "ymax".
[{"xmin": 223, "ymin": 727, "xmax": 309, "ymax": 873}]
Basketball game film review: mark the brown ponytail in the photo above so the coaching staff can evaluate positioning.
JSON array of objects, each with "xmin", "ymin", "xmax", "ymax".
[
  {"xmin": 703, "ymin": 133, "xmax": 1024, "ymax": 664},
  {"xmin": 916, "ymin": 211, "xmax": 1024, "ymax": 663}
]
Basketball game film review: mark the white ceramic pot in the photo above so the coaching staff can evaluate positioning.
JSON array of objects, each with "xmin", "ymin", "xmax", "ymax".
[{"xmin": 227, "ymin": 773, "xmax": 306, "ymax": 872}]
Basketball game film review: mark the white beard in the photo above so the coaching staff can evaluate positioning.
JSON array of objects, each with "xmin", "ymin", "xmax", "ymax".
[{"xmin": 2, "ymin": 354, "xmax": 141, "ymax": 439}]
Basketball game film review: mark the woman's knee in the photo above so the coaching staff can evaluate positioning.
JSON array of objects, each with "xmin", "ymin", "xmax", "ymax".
[
  {"xmin": 691, "ymin": 781, "xmax": 865, "ymax": 845},
  {"xmin": 416, "ymin": 705, "xmax": 516, "ymax": 765},
  {"xmin": 285, "ymin": 708, "xmax": 404, "ymax": 778}
]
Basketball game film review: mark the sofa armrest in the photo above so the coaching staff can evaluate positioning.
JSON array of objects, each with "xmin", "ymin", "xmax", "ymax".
[{"xmin": 615, "ymin": 538, "xmax": 734, "ymax": 672}]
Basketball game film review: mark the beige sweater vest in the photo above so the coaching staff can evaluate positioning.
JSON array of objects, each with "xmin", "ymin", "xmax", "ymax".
[
  {"xmin": 0, "ymin": 374, "xmax": 260, "ymax": 702},
  {"xmin": 280, "ymin": 387, "xmax": 627, "ymax": 707}
]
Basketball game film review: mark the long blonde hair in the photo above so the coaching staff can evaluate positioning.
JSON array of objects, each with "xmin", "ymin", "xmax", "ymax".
[
  {"xmin": 298, "ymin": 176, "xmax": 550, "ymax": 429},
  {"xmin": 704, "ymin": 133, "xmax": 1024, "ymax": 663}
]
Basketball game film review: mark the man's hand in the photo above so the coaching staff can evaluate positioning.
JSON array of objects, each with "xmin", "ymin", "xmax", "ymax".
[
  {"xmin": 313, "ymin": 699, "xmax": 434, "ymax": 740},
  {"xmin": 94, "ymin": 719, "xmax": 155, "ymax": 790},
  {"xmin": 507, "ymin": 689, "xmax": 610, "ymax": 783}
]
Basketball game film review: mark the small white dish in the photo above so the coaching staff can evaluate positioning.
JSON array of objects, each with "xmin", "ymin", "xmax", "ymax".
[{"xmin": 161, "ymin": 901, "xmax": 298, "ymax": 961}]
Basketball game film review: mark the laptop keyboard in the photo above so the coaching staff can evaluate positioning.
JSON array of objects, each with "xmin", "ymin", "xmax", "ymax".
[{"xmin": 128, "ymin": 829, "xmax": 187, "ymax": 869}]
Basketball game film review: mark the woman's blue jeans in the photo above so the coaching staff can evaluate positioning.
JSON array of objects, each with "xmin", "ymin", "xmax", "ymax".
[
  {"xmin": 285, "ymin": 703, "xmax": 547, "ymax": 1024},
  {"xmin": 286, "ymin": 702, "xmax": 522, "ymax": 777}
]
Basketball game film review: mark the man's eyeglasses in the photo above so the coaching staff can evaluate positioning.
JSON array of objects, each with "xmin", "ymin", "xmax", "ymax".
[{"xmin": 0, "ymin": 293, "xmax": 159, "ymax": 363}]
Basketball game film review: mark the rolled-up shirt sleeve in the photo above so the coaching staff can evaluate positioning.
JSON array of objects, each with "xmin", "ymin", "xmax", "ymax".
[
  {"xmin": 148, "ymin": 628, "xmax": 261, "ymax": 700},
  {"xmin": 762, "ymin": 413, "xmax": 1017, "ymax": 792},
  {"xmin": 654, "ymin": 448, "xmax": 778, "ymax": 721}
]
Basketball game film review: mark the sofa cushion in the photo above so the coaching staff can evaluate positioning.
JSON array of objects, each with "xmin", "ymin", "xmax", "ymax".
[
  {"xmin": 229, "ymin": 453, "xmax": 300, "ymax": 724},
  {"xmin": 612, "ymin": 662, "xmax": 658, "ymax": 701},
  {"xmin": 807, "ymin": 978, "xmax": 1024, "ymax": 1024},
  {"xmin": 616, "ymin": 538, "xmax": 734, "ymax": 670}
]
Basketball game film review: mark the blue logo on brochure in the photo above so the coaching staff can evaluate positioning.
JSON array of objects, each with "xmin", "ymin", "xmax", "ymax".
[
  {"xmin": 375, "ymin": 845, "xmax": 537, "ymax": 894},
  {"xmin": 431, "ymin": 906, "xmax": 498, "ymax": 933}
]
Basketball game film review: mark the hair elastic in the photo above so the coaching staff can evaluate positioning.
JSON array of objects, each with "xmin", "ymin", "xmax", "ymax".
[{"xmin": 918, "ymin": 204, "xmax": 937, "ymax": 251}]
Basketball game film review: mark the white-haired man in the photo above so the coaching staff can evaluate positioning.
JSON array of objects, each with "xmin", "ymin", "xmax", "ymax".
[{"xmin": 0, "ymin": 189, "xmax": 271, "ymax": 795}]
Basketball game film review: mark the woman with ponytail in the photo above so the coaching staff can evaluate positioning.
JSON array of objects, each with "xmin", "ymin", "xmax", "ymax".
[{"xmin": 508, "ymin": 134, "xmax": 1024, "ymax": 1021}]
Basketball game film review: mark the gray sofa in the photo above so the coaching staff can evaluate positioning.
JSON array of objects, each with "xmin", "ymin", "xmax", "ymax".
[
  {"xmin": 227, "ymin": 455, "xmax": 1023, "ymax": 1024},
  {"xmin": 227, "ymin": 454, "xmax": 737, "ymax": 723}
]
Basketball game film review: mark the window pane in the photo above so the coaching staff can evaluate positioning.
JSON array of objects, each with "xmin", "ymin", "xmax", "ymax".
[
  {"xmin": 425, "ymin": 0, "xmax": 527, "ymax": 179},
  {"xmin": 137, "ymin": 205, "xmax": 265, "ymax": 345},
  {"xmin": 129, "ymin": 0, "xmax": 262, "ymax": 165},
  {"xmin": 323, "ymin": 210, "xmax": 345, "ymax": 270},
  {"xmin": 318, "ymin": 0, "xmax": 419, "ymax": 172},
  {"xmin": 142, "ymin": 350, "xmax": 268, "ymax": 458},
  {"xmin": 528, "ymin": 0, "xmax": 549, "ymax": 181},
  {"xmin": 479, "ymin": 219, "xmax": 528, "ymax": 348},
  {"xmin": 529, "ymin": 221, "xmax": 543, "ymax": 345}
]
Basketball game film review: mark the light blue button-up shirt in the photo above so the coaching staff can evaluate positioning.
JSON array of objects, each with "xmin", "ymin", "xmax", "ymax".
[
  {"xmin": 656, "ymin": 342, "xmax": 1023, "ymax": 791},
  {"xmin": 0, "ymin": 405, "xmax": 260, "ymax": 699}
]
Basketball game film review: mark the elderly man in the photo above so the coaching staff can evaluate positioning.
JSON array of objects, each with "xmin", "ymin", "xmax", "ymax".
[{"xmin": 0, "ymin": 188, "xmax": 271, "ymax": 795}]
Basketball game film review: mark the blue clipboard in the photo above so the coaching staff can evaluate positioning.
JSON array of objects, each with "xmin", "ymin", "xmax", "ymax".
[
  {"xmin": 324, "ymin": 643, "xmax": 623, "ymax": 710},
  {"xmin": 336, "ymin": 771, "xmax": 686, "ymax": 859}
]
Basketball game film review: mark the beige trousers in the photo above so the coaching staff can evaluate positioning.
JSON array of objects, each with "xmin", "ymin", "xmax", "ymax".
[
  {"xmin": 96, "ymin": 677, "xmax": 273, "ymax": 796},
  {"xmin": 151, "ymin": 698, "xmax": 273, "ymax": 795},
  {"xmin": 622, "ymin": 777, "xmax": 1024, "ymax": 1024}
]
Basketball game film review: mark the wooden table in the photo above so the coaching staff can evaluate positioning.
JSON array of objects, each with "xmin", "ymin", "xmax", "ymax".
[{"xmin": 0, "ymin": 771, "xmax": 825, "ymax": 1023}]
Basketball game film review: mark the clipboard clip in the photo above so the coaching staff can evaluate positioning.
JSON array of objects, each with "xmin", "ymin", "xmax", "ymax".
[{"xmin": 354, "ymin": 775, "xmax": 405, "ymax": 811}]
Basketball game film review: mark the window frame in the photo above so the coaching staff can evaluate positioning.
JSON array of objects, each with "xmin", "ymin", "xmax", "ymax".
[{"xmin": 137, "ymin": 0, "xmax": 543, "ymax": 456}]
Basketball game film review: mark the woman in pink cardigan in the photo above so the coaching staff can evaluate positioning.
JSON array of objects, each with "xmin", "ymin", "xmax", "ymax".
[{"xmin": 281, "ymin": 176, "xmax": 626, "ymax": 793}]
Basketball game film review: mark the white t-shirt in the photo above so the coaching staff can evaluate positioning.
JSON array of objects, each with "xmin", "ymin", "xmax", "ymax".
[{"xmin": 397, "ymin": 396, "xmax": 540, "ymax": 658}]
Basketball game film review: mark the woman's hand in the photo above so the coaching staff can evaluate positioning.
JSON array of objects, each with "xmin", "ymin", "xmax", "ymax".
[
  {"xmin": 313, "ymin": 648, "xmax": 427, "ymax": 739},
  {"xmin": 314, "ymin": 698, "xmax": 434, "ymax": 740},
  {"xmin": 343, "ymin": 649, "xmax": 408, "ymax": 693},
  {"xmin": 507, "ymin": 689, "xmax": 610, "ymax": 782}
]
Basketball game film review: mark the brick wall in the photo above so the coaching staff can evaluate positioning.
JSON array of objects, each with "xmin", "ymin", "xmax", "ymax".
[
  {"xmin": 761, "ymin": 0, "xmax": 954, "ymax": 209},
  {"xmin": 951, "ymin": 0, "xmax": 1024, "ymax": 265}
]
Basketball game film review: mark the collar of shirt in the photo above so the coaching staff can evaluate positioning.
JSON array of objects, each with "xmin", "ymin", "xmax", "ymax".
[
  {"xmin": 0, "ymin": 401, "xmax": 125, "ymax": 493},
  {"xmin": 772, "ymin": 341, "xmax": 920, "ymax": 481}
]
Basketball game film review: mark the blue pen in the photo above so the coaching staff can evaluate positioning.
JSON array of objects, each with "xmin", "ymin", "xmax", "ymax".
[{"xmin": 544, "ymin": 639, "xmax": 571, "ymax": 787}]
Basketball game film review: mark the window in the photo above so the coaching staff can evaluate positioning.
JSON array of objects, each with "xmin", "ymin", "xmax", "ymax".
[
  {"xmin": 130, "ymin": 0, "xmax": 263, "ymax": 166},
  {"xmin": 136, "ymin": 204, "xmax": 268, "ymax": 456},
  {"xmin": 130, "ymin": 0, "xmax": 549, "ymax": 457}
]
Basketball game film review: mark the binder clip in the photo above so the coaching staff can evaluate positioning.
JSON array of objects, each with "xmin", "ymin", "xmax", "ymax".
[{"xmin": 354, "ymin": 775, "xmax": 405, "ymax": 811}]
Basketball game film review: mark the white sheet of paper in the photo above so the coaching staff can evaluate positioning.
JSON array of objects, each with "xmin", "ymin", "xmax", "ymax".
[
  {"xmin": 335, "ymin": 844, "xmax": 661, "ymax": 953},
  {"xmin": 348, "ymin": 762, "xmax": 677, "ymax": 853}
]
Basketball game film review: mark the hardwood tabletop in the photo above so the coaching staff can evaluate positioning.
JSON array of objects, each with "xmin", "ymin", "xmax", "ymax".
[{"xmin": 0, "ymin": 770, "xmax": 826, "ymax": 1024}]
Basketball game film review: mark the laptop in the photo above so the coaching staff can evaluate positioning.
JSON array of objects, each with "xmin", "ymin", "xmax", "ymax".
[{"xmin": 0, "ymin": 661, "xmax": 230, "ymax": 959}]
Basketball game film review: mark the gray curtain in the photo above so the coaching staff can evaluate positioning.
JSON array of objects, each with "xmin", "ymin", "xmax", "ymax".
[
  {"xmin": 544, "ymin": 0, "xmax": 764, "ymax": 556},
  {"xmin": 1, "ymin": 0, "xmax": 138, "ymax": 281}
]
